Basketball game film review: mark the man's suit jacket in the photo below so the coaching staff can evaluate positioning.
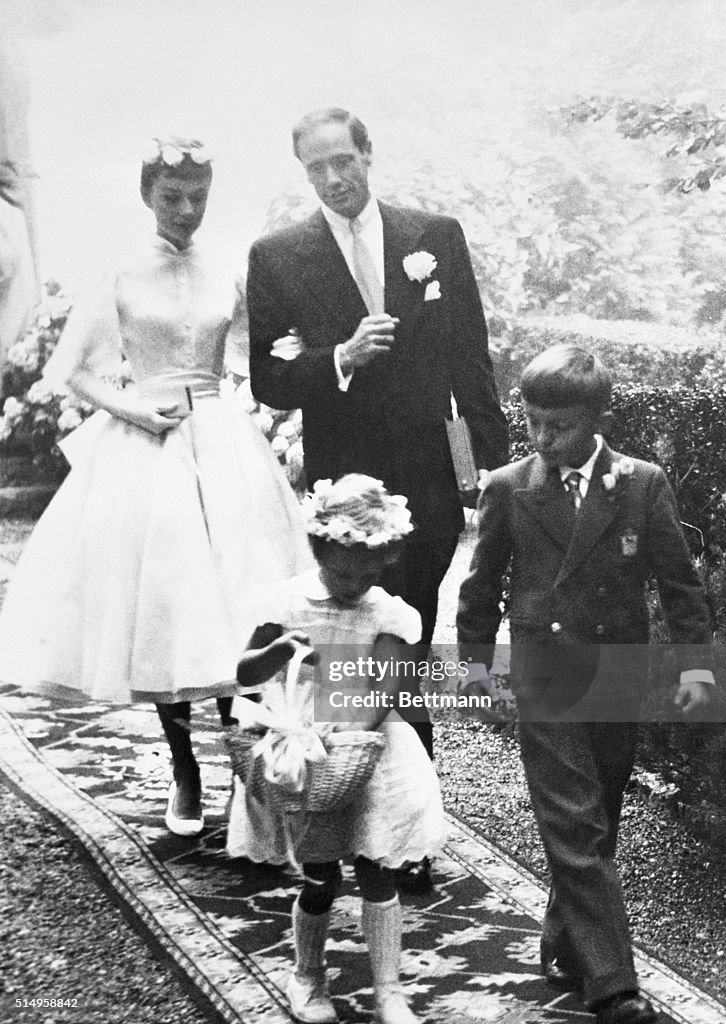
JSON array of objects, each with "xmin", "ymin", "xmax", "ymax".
[
  {"xmin": 457, "ymin": 443, "xmax": 713, "ymax": 715},
  {"xmin": 247, "ymin": 202, "xmax": 508, "ymax": 539}
]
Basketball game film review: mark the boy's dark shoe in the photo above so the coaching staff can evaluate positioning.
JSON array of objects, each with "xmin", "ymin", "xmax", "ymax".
[
  {"xmin": 394, "ymin": 857, "xmax": 433, "ymax": 894},
  {"xmin": 594, "ymin": 992, "xmax": 658, "ymax": 1024},
  {"xmin": 541, "ymin": 957, "xmax": 579, "ymax": 992}
]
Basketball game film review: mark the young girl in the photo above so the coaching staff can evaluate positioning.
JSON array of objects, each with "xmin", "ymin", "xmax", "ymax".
[
  {"xmin": 228, "ymin": 473, "xmax": 445, "ymax": 1024},
  {"xmin": 0, "ymin": 136, "xmax": 311, "ymax": 836}
]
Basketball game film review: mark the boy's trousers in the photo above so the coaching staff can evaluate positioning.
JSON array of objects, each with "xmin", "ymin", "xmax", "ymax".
[{"xmin": 517, "ymin": 717, "xmax": 640, "ymax": 1006}]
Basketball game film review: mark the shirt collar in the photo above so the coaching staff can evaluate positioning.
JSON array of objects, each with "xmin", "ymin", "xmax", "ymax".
[
  {"xmin": 153, "ymin": 234, "xmax": 195, "ymax": 258},
  {"xmin": 321, "ymin": 194, "xmax": 379, "ymax": 234},
  {"xmin": 302, "ymin": 569, "xmax": 333, "ymax": 601},
  {"xmin": 559, "ymin": 433, "xmax": 604, "ymax": 484}
]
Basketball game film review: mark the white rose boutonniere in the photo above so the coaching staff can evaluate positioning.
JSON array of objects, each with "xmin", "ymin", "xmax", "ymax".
[
  {"xmin": 160, "ymin": 144, "xmax": 185, "ymax": 167},
  {"xmin": 403, "ymin": 251, "xmax": 438, "ymax": 282},
  {"xmin": 602, "ymin": 457, "xmax": 635, "ymax": 500}
]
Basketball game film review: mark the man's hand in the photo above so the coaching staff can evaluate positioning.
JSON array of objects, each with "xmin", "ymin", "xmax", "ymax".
[
  {"xmin": 674, "ymin": 674, "xmax": 715, "ymax": 717},
  {"xmin": 338, "ymin": 314, "xmax": 399, "ymax": 373}
]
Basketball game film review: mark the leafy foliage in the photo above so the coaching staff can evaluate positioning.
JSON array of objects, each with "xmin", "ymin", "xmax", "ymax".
[{"xmin": 558, "ymin": 95, "xmax": 726, "ymax": 194}]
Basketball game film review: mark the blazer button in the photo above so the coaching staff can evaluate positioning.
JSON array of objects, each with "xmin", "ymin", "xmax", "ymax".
[
  {"xmin": 550, "ymin": 622, "xmax": 563, "ymax": 635},
  {"xmin": 597, "ymin": 586, "xmax": 607, "ymax": 597},
  {"xmin": 595, "ymin": 624, "xmax": 606, "ymax": 636}
]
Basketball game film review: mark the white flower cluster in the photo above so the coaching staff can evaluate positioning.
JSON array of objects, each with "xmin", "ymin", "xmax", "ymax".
[
  {"xmin": 6, "ymin": 336, "xmax": 42, "ymax": 374},
  {"xmin": 225, "ymin": 376, "xmax": 304, "ymax": 490},
  {"xmin": 402, "ymin": 250, "xmax": 438, "ymax": 282},
  {"xmin": 302, "ymin": 477, "xmax": 414, "ymax": 548},
  {"xmin": 602, "ymin": 456, "xmax": 635, "ymax": 493},
  {"xmin": 141, "ymin": 139, "xmax": 213, "ymax": 167}
]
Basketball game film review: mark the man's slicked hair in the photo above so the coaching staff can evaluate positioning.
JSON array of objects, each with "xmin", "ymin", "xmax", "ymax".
[{"xmin": 292, "ymin": 107, "xmax": 371, "ymax": 159}]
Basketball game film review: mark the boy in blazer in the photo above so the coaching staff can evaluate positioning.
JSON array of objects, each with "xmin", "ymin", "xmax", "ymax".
[{"xmin": 457, "ymin": 345, "xmax": 714, "ymax": 1024}]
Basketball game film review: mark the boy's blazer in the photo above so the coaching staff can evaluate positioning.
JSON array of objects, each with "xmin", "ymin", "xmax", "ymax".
[
  {"xmin": 457, "ymin": 442, "xmax": 713, "ymax": 714},
  {"xmin": 247, "ymin": 202, "xmax": 508, "ymax": 539}
]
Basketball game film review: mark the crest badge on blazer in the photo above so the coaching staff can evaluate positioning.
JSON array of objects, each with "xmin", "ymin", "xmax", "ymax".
[{"xmin": 620, "ymin": 530, "xmax": 638, "ymax": 557}]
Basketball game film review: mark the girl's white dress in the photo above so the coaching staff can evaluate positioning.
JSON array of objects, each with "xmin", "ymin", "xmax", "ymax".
[
  {"xmin": 226, "ymin": 570, "xmax": 446, "ymax": 869},
  {"xmin": 0, "ymin": 237, "xmax": 312, "ymax": 704}
]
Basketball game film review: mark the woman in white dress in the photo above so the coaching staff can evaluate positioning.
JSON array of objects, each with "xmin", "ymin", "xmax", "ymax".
[{"xmin": 0, "ymin": 136, "xmax": 311, "ymax": 835}]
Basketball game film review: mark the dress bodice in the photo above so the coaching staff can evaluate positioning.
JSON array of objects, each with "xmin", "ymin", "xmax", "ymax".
[
  {"xmin": 44, "ymin": 236, "xmax": 243, "ymax": 391},
  {"xmin": 116, "ymin": 237, "xmax": 235, "ymax": 387}
]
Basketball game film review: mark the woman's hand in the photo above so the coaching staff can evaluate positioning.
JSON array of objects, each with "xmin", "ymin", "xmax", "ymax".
[
  {"xmin": 116, "ymin": 395, "xmax": 189, "ymax": 436},
  {"xmin": 65, "ymin": 368, "xmax": 188, "ymax": 436}
]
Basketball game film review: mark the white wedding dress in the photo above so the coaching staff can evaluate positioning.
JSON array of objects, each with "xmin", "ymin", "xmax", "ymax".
[{"xmin": 0, "ymin": 236, "xmax": 312, "ymax": 704}]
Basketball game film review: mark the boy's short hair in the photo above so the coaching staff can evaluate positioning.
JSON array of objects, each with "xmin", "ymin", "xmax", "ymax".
[{"xmin": 520, "ymin": 344, "xmax": 612, "ymax": 412}]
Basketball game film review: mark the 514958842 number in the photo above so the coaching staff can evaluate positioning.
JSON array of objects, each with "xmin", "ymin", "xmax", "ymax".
[{"xmin": 15, "ymin": 998, "xmax": 79, "ymax": 1008}]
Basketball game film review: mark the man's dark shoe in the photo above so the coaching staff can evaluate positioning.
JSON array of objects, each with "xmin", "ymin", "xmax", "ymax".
[
  {"xmin": 594, "ymin": 992, "xmax": 658, "ymax": 1024},
  {"xmin": 394, "ymin": 857, "xmax": 433, "ymax": 894},
  {"xmin": 541, "ymin": 957, "xmax": 579, "ymax": 992}
]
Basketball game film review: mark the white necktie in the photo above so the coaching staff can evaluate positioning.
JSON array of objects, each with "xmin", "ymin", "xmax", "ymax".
[{"xmin": 349, "ymin": 218, "xmax": 384, "ymax": 314}]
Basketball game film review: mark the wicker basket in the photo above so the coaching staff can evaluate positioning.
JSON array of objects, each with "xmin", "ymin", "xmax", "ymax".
[{"xmin": 225, "ymin": 646, "xmax": 385, "ymax": 813}]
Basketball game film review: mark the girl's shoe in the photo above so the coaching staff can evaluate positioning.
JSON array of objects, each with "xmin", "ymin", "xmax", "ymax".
[
  {"xmin": 287, "ymin": 902, "xmax": 337, "ymax": 1023},
  {"xmin": 164, "ymin": 781, "xmax": 204, "ymax": 836},
  {"xmin": 285, "ymin": 973, "xmax": 337, "ymax": 1024},
  {"xmin": 361, "ymin": 896, "xmax": 420, "ymax": 1024}
]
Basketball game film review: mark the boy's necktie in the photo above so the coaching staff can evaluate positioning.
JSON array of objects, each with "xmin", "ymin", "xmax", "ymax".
[
  {"xmin": 350, "ymin": 218, "xmax": 384, "ymax": 314},
  {"xmin": 564, "ymin": 470, "xmax": 583, "ymax": 510}
]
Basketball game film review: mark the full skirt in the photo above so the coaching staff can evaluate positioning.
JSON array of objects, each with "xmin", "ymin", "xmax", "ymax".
[{"xmin": 0, "ymin": 398, "xmax": 312, "ymax": 703}]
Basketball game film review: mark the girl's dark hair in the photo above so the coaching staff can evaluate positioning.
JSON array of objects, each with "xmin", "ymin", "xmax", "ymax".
[{"xmin": 520, "ymin": 344, "xmax": 612, "ymax": 412}]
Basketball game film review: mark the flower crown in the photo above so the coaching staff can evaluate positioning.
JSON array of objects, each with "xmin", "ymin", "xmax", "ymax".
[
  {"xmin": 141, "ymin": 137, "xmax": 213, "ymax": 168},
  {"xmin": 302, "ymin": 476, "xmax": 414, "ymax": 548}
]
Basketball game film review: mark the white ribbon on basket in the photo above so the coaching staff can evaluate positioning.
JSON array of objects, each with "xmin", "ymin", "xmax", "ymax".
[{"xmin": 246, "ymin": 644, "xmax": 331, "ymax": 793}]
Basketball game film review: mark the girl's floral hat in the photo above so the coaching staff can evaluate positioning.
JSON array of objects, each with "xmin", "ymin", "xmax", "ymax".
[
  {"xmin": 141, "ymin": 136, "xmax": 213, "ymax": 168},
  {"xmin": 302, "ymin": 474, "xmax": 414, "ymax": 548}
]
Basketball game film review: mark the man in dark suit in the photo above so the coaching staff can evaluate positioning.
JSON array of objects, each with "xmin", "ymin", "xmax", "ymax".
[
  {"xmin": 247, "ymin": 107, "xmax": 508, "ymax": 779},
  {"xmin": 457, "ymin": 345, "xmax": 715, "ymax": 1024}
]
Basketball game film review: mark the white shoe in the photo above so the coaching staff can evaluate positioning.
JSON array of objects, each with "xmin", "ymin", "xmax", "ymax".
[
  {"xmin": 285, "ymin": 972, "xmax": 338, "ymax": 1023},
  {"xmin": 164, "ymin": 781, "xmax": 204, "ymax": 837},
  {"xmin": 374, "ymin": 986, "xmax": 419, "ymax": 1024}
]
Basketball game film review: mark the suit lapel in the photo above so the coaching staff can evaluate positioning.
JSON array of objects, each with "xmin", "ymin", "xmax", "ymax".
[
  {"xmin": 292, "ymin": 210, "xmax": 367, "ymax": 325},
  {"xmin": 554, "ymin": 444, "xmax": 618, "ymax": 586},
  {"xmin": 290, "ymin": 204, "xmax": 432, "ymax": 328},
  {"xmin": 380, "ymin": 203, "xmax": 428, "ymax": 322},
  {"xmin": 515, "ymin": 457, "xmax": 575, "ymax": 551}
]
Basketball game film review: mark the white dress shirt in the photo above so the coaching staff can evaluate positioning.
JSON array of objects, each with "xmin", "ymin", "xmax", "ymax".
[
  {"xmin": 321, "ymin": 194, "xmax": 385, "ymax": 286},
  {"xmin": 558, "ymin": 433, "xmax": 604, "ymax": 501},
  {"xmin": 321, "ymin": 196, "xmax": 384, "ymax": 391}
]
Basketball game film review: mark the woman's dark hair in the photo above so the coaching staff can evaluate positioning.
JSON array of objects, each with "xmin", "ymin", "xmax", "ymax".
[{"xmin": 139, "ymin": 137, "xmax": 213, "ymax": 203}]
